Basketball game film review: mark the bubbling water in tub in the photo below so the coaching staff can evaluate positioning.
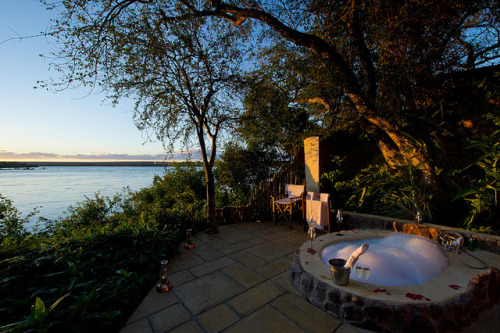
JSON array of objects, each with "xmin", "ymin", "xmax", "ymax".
[{"xmin": 321, "ymin": 233, "xmax": 449, "ymax": 287}]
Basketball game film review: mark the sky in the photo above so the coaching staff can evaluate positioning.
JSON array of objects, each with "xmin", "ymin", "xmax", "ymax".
[{"xmin": 0, "ymin": 0, "xmax": 195, "ymax": 162}]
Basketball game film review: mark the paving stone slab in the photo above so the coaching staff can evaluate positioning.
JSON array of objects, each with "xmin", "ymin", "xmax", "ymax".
[
  {"xmin": 197, "ymin": 304, "xmax": 240, "ymax": 333},
  {"xmin": 246, "ymin": 241, "xmax": 295, "ymax": 262},
  {"xmin": 218, "ymin": 230, "xmax": 255, "ymax": 244},
  {"xmin": 222, "ymin": 263, "xmax": 266, "ymax": 288},
  {"xmin": 126, "ymin": 286, "xmax": 179, "ymax": 324},
  {"xmin": 228, "ymin": 250, "xmax": 267, "ymax": 268},
  {"xmin": 169, "ymin": 250, "xmax": 205, "ymax": 272},
  {"xmin": 247, "ymin": 235, "xmax": 268, "ymax": 245},
  {"xmin": 255, "ymin": 257, "xmax": 293, "ymax": 278},
  {"xmin": 463, "ymin": 305, "xmax": 500, "ymax": 333},
  {"xmin": 271, "ymin": 292, "xmax": 341, "ymax": 333},
  {"xmin": 169, "ymin": 269, "xmax": 195, "ymax": 287},
  {"xmin": 193, "ymin": 234, "xmax": 231, "ymax": 248},
  {"xmin": 148, "ymin": 303, "xmax": 191, "ymax": 333},
  {"xmin": 192, "ymin": 243, "xmax": 225, "ymax": 261},
  {"xmin": 168, "ymin": 320, "xmax": 204, "ymax": 333},
  {"xmin": 174, "ymin": 272, "xmax": 244, "ymax": 314},
  {"xmin": 255, "ymin": 227, "xmax": 295, "ymax": 240},
  {"xmin": 278, "ymin": 233, "xmax": 309, "ymax": 249},
  {"xmin": 119, "ymin": 318, "xmax": 153, "ymax": 333},
  {"xmin": 271, "ymin": 271, "xmax": 302, "ymax": 297},
  {"xmin": 218, "ymin": 239, "xmax": 260, "ymax": 255},
  {"xmin": 224, "ymin": 305, "xmax": 304, "ymax": 333},
  {"xmin": 188, "ymin": 256, "xmax": 235, "ymax": 277},
  {"xmin": 228, "ymin": 280, "xmax": 285, "ymax": 315}
]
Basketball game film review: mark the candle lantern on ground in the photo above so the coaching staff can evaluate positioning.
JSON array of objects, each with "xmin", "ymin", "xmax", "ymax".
[
  {"xmin": 156, "ymin": 260, "xmax": 172, "ymax": 293},
  {"xmin": 184, "ymin": 228, "xmax": 195, "ymax": 249}
]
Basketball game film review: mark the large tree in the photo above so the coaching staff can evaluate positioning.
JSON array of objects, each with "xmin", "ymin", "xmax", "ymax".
[
  {"xmin": 44, "ymin": 1, "xmax": 245, "ymax": 233},
  {"xmin": 45, "ymin": 0, "xmax": 499, "ymax": 189},
  {"xmin": 85, "ymin": 0, "xmax": 496, "ymax": 188}
]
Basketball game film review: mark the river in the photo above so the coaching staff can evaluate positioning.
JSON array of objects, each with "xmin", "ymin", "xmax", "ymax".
[{"xmin": 0, "ymin": 166, "xmax": 167, "ymax": 221}]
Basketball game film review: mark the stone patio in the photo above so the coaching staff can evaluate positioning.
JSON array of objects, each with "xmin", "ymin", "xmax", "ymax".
[{"xmin": 120, "ymin": 221, "xmax": 499, "ymax": 332}]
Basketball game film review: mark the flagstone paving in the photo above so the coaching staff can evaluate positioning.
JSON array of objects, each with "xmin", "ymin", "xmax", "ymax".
[{"xmin": 121, "ymin": 221, "xmax": 499, "ymax": 333}]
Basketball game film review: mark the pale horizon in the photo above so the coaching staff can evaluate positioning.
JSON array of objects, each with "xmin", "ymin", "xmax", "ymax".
[{"xmin": 0, "ymin": 149, "xmax": 202, "ymax": 163}]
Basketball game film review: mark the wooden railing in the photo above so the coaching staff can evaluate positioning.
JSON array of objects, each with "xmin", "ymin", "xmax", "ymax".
[{"xmin": 215, "ymin": 145, "xmax": 305, "ymax": 224}]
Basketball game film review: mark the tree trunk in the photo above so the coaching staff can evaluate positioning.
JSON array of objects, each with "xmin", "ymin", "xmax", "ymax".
[
  {"xmin": 204, "ymin": 166, "xmax": 219, "ymax": 233},
  {"xmin": 362, "ymin": 113, "xmax": 436, "ymax": 185},
  {"xmin": 196, "ymin": 118, "xmax": 220, "ymax": 234}
]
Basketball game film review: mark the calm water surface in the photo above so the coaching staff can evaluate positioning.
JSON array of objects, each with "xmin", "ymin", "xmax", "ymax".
[{"xmin": 0, "ymin": 166, "xmax": 167, "ymax": 221}]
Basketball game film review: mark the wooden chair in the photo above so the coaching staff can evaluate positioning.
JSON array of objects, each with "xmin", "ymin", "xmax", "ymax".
[
  {"xmin": 306, "ymin": 192, "xmax": 331, "ymax": 233},
  {"xmin": 272, "ymin": 184, "xmax": 305, "ymax": 229}
]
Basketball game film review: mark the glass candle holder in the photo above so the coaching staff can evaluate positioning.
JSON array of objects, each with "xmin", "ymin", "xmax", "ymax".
[
  {"xmin": 156, "ymin": 260, "xmax": 172, "ymax": 293},
  {"xmin": 184, "ymin": 228, "xmax": 195, "ymax": 249},
  {"xmin": 336, "ymin": 209, "xmax": 343, "ymax": 236}
]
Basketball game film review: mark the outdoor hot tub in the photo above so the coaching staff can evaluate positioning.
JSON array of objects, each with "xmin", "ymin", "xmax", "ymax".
[
  {"xmin": 292, "ymin": 227, "xmax": 500, "ymax": 332},
  {"xmin": 321, "ymin": 232, "xmax": 449, "ymax": 287}
]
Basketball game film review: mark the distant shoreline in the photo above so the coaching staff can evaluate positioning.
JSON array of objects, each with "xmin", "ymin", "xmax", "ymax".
[{"xmin": 0, "ymin": 161, "xmax": 203, "ymax": 168}]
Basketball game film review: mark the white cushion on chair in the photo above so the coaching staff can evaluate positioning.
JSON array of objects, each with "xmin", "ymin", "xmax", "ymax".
[
  {"xmin": 275, "ymin": 197, "xmax": 301, "ymax": 205},
  {"xmin": 286, "ymin": 184, "xmax": 305, "ymax": 198}
]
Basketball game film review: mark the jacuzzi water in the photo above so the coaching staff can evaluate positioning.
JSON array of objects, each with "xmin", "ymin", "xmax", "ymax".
[{"xmin": 321, "ymin": 233, "xmax": 449, "ymax": 287}]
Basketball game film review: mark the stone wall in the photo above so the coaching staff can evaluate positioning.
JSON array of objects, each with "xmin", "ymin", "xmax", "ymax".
[{"xmin": 343, "ymin": 211, "xmax": 500, "ymax": 254}]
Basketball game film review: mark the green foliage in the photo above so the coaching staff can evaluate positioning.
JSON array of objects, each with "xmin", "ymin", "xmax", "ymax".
[
  {"xmin": 239, "ymin": 50, "xmax": 322, "ymax": 155},
  {"xmin": 0, "ymin": 228, "xmax": 178, "ymax": 332},
  {"xmin": 60, "ymin": 192, "xmax": 123, "ymax": 230},
  {"xmin": 319, "ymin": 156, "xmax": 359, "ymax": 207},
  {"xmin": 0, "ymin": 164, "xmax": 207, "ymax": 332},
  {"xmin": 454, "ymin": 128, "xmax": 500, "ymax": 230},
  {"xmin": 347, "ymin": 164, "xmax": 434, "ymax": 221},
  {"xmin": 215, "ymin": 141, "xmax": 280, "ymax": 206},
  {"xmin": 0, "ymin": 194, "xmax": 28, "ymax": 241},
  {"xmin": 126, "ymin": 163, "xmax": 206, "ymax": 231}
]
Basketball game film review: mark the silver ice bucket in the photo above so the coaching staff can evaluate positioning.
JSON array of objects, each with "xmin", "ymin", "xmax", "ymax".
[{"xmin": 329, "ymin": 258, "xmax": 351, "ymax": 286}]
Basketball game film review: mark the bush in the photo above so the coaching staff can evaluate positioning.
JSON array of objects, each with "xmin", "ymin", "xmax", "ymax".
[
  {"xmin": 0, "ymin": 229, "xmax": 178, "ymax": 332},
  {"xmin": 0, "ymin": 163, "xmax": 208, "ymax": 332},
  {"xmin": 454, "ymin": 128, "xmax": 500, "ymax": 232},
  {"xmin": 124, "ymin": 163, "xmax": 206, "ymax": 232},
  {"xmin": 0, "ymin": 194, "xmax": 28, "ymax": 241}
]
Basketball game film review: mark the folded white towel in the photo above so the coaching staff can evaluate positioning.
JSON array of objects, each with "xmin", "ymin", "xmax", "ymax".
[
  {"xmin": 345, "ymin": 243, "xmax": 370, "ymax": 268},
  {"xmin": 306, "ymin": 199, "xmax": 328, "ymax": 228}
]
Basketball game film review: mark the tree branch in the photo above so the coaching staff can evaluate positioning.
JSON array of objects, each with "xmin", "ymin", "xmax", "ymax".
[
  {"xmin": 347, "ymin": 0, "xmax": 377, "ymax": 100},
  {"xmin": 294, "ymin": 97, "xmax": 332, "ymax": 112}
]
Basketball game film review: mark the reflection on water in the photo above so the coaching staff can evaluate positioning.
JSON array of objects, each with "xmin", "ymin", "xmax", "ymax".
[{"xmin": 0, "ymin": 166, "xmax": 166, "ymax": 221}]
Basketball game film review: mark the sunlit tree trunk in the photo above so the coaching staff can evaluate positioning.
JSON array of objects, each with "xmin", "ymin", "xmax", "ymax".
[{"xmin": 197, "ymin": 120, "xmax": 219, "ymax": 233}]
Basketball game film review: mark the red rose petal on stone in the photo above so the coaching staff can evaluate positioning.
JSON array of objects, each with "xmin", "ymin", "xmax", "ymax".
[{"xmin": 374, "ymin": 288, "xmax": 387, "ymax": 293}]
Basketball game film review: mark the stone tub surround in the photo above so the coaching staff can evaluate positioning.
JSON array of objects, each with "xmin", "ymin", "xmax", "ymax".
[
  {"xmin": 291, "ymin": 228, "xmax": 500, "ymax": 332},
  {"xmin": 343, "ymin": 211, "xmax": 500, "ymax": 254}
]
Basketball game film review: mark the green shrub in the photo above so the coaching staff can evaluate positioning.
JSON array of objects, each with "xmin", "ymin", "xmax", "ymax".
[
  {"xmin": 337, "ymin": 163, "xmax": 434, "ymax": 222},
  {"xmin": 0, "ymin": 228, "xmax": 178, "ymax": 332},
  {"xmin": 454, "ymin": 128, "xmax": 500, "ymax": 231},
  {"xmin": 124, "ymin": 163, "xmax": 206, "ymax": 232},
  {"xmin": 0, "ymin": 163, "xmax": 208, "ymax": 332}
]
